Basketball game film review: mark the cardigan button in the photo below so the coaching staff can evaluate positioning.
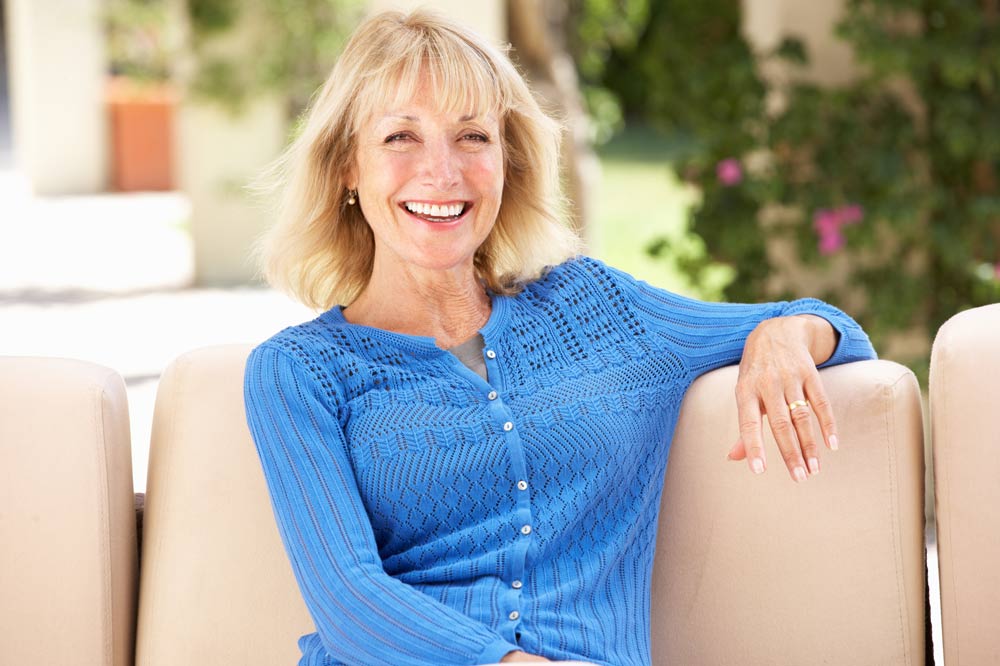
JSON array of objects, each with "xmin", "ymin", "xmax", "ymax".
[
  {"xmin": 485, "ymin": 349, "xmax": 497, "ymax": 359},
  {"xmin": 508, "ymin": 610, "xmax": 520, "ymax": 621},
  {"xmin": 520, "ymin": 524, "xmax": 532, "ymax": 535},
  {"xmin": 487, "ymin": 390, "xmax": 498, "ymax": 400},
  {"xmin": 511, "ymin": 580, "xmax": 523, "ymax": 589},
  {"xmin": 503, "ymin": 421, "xmax": 514, "ymax": 432},
  {"xmin": 517, "ymin": 480, "xmax": 528, "ymax": 491}
]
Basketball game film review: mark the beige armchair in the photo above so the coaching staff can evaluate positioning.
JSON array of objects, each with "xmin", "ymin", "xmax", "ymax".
[
  {"xmin": 0, "ymin": 347, "xmax": 928, "ymax": 665},
  {"xmin": 134, "ymin": 347, "xmax": 926, "ymax": 665},
  {"xmin": 930, "ymin": 303, "xmax": 1000, "ymax": 665}
]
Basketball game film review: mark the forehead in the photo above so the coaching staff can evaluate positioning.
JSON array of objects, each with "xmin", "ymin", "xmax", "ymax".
[{"xmin": 354, "ymin": 56, "xmax": 505, "ymax": 132}]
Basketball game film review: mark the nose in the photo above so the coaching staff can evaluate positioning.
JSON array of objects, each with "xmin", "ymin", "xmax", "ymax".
[{"xmin": 419, "ymin": 137, "xmax": 460, "ymax": 191}]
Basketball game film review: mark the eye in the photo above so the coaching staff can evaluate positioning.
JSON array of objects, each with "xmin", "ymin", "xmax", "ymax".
[
  {"xmin": 384, "ymin": 132, "xmax": 413, "ymax": 143},
  {"xmin": 463, "ymin": 132, "xmax": 490, "ymax": 143}
]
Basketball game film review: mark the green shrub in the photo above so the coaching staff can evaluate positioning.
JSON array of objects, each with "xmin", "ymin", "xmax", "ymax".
[{"xmin": 580, "ymin": 0, "xmax": 1000, "ymax": 371}]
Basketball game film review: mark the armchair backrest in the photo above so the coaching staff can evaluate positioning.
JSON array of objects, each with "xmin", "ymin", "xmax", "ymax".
[{"xmin": 135, "ymin": 345, "xmax": 312, "ymax": 666}]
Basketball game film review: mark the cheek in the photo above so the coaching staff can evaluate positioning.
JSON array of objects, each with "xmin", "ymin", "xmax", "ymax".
[
  {"xmin": 360, "ymin": 153, "xmax": 415, "ymax": 199},
  {"xmin": 465, "ymin": 153, "xmax": 504, "ymax": 199}
]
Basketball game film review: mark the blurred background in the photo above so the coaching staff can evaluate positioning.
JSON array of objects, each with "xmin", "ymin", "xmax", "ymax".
[{"xmin": 2, "ymin": 1, "xmax": 999, "ymax": 657}]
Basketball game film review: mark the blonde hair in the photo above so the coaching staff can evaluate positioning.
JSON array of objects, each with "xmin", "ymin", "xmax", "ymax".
[{"xmin": 256, "ymin": 8, "xmax": 581, "ymax": 310}]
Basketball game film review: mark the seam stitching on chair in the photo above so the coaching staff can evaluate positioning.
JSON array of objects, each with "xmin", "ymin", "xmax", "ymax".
[
  {"xmin": 932, "ymin": 334, "xmax": 959, "ymax": 665},
  {"xmin": 884, "ymin": 379, "xmax": 909, "ymax": 665},
  {"xmin": 94, "ymin": 380, "xmax": 115, "ymax": 665}
]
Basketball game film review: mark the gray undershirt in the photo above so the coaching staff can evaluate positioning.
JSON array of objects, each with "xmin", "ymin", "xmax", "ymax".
[{"xmin": 447, "ymin": 334, "xmax": 488, "ymax": 381}]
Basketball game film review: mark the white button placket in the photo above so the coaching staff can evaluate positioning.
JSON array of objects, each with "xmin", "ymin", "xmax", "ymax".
[{"xmin": 482, "ymin": 343, "xmax": 533, "ymax": 631}]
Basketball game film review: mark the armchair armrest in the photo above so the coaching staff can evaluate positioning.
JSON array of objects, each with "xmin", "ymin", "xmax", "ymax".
[
  {"xmin": 0, "ymin": 357, "xmax": 137, "ymax": 666},
  {"xmin": 651, "ymin": 360, "xmax": 926, "ymax": 665}
]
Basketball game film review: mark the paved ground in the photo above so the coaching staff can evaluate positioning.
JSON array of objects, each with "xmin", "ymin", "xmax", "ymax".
[{"xmin": 0, "ymin": 171, "xmax": 943, "ymax": 664}]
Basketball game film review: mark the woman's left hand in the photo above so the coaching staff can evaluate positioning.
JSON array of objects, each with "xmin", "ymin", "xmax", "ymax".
[{"xmin": 727, "ymin": 314, "xmax": 840, "ymax": 482}]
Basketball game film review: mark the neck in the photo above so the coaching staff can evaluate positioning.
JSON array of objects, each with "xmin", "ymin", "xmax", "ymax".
[{"xmin": 343, "ymin": 255, "xmax": 491, "ymax": 349}]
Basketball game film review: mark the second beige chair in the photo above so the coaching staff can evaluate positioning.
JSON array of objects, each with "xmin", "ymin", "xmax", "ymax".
[{"xmin": 931, "ymin": 303, "xmax": 1000, "ymax": 665}]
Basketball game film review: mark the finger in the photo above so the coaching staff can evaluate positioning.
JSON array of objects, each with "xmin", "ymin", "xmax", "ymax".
[
  {"xmin": 735, "ymin": 388, "xmax": 766, "ymax": 474},
  {"xmin": 804, "ymin": 371, "xmax": 838, "ymax": 451},
  {"xmin": 785, "ymin": 388, "xmax": 820, "ymax": 476},
  {"xmin": 763, "ymin": 389, "xmax": 807, "ymax": 482},
  {"xmin": 727, "ymin": 438, "xmax": 747, "ymax": 461}
]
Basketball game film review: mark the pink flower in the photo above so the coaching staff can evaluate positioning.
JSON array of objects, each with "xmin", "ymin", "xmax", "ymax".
[
  {"xmin": 716, "ymin": 158, "xmax": 743, "ymax": 186},
  {"xmin": 838, "ymin": 204, "xmax": 864, "ymax": 225},
  {"xmin": 813, "ymin": 204, "xmax": 864, "ymax": 255},
  {"xmin": 817, "ymin": 228, "xmax": 846, "ymax": 255},
  {"xmin": 813, "ymin": 209, "xmax": 839, "ymax": 234}
]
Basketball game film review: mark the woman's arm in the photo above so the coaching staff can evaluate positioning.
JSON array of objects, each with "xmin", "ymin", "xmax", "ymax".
[
  {"xmin": 244, "ymin": 344, "xmax": 520, "ymax": 665},
  {"xmin": 587, "ymin": 258, "xmax": 876, "ymax": 482}
]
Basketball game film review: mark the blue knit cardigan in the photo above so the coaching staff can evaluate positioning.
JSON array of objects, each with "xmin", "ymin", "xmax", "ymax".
[{"xmin": 243, "ymin": 256, "xmax": 877, "ymax": 666}]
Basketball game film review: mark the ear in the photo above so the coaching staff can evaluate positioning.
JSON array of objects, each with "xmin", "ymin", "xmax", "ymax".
[{"xmin": 344, "ymin": 157, "xmax": 358, "ymax": 191}]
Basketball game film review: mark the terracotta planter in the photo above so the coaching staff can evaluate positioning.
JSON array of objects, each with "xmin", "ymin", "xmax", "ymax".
[{"xmin": 106, "ymin": 77, "xmax": 175, "ymax": 191}]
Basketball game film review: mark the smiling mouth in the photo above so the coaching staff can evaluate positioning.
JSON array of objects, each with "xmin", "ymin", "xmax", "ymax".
[{"xmin": 401, "ymin": 201, "xmax": 470, "ymax": 223}]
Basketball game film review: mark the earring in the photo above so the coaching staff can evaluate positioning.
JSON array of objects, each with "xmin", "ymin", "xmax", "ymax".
[{"xmin": 347, "ymin": 189, "xmax": 357, "ymax": 205}]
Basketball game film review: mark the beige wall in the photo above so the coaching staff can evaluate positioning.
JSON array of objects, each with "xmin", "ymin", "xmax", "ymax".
[
  {"xmin": 743, "ymin": 0, "xmax": 858, "ymax": 88},
  {"xmin": 6, "ymin": 0, "xmax": 108, "ymax": 195},
  {"xmin": 177, "ymin": 98, "xmax": 286, "ymax": 286},
  {"xmin": 167, "ymin": 0, "xmax": 289, "ymax": 286}
]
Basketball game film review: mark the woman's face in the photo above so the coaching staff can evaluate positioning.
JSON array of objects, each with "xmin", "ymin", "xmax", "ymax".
[{"xmin": 350, "ymin": 90, "xmax": 504, "ymax": 277}]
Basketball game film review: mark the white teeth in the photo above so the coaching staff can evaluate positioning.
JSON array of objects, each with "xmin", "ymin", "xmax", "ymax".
[{"xmin": 404, "ymin": 202, "xmax": 465, "ymax": 218}]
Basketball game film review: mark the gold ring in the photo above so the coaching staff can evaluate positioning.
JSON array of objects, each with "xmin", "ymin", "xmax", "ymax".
[{"xmin": 787, "ymin": 400, "xmax": 810, "ymax": 411}]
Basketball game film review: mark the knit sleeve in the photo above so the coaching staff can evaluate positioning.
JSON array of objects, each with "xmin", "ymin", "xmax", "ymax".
[
  {"xmin": 243, "ymin": 344, "xmax": 520, "ymax": 666},
  {"xmin": 588, "ymin": 259, "xmax": 877, "ymax": 378}
]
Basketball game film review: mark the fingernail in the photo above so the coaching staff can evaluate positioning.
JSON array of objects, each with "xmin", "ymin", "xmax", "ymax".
[
  {"xmin": 807, "ymin": 457, "xmax": 820, "ymax": 475},
  {"xmin": 793, "ymin": 466, "xmax": 807, "ymax": 482},
  {"xmin": 829, "ymin": 435, "xmax": 839, "ymax": 451},
  {"xmin": 751, "ymin": 458, "xmax": 765, "ymax": 474}
]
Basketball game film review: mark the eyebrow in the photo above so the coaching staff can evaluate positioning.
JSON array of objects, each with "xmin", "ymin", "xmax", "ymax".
[{"xmin": 382, "ymin": 114, "xmax": 479, "ymax": 122}]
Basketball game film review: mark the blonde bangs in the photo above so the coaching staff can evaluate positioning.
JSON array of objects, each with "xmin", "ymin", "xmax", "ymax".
[{"xmin": 348, "ymin": 22, "xmax": 511, "ymax": 135}]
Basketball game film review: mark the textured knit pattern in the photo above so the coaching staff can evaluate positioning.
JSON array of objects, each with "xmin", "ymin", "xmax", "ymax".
[{"xmin": 243, "ymin": 256, "xmax": 877, "ymax": 666}]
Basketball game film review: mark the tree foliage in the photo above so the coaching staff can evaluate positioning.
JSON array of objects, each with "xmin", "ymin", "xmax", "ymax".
[
  {"xmin": 106, "ymin": 0, "xmax": 363, "ymax": 118},
  {"xmin": 185, "ymin": 0, "xmax": 364, "ymax": 117},
  {"xmin": 576, "ymin": 0, "xmax": 1000, "ymax": 368}
]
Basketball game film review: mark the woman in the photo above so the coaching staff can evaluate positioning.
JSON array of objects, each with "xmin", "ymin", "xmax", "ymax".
[{"xmin": 243, "ymin": 10, "xmax": 876, "ymax": 666}]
